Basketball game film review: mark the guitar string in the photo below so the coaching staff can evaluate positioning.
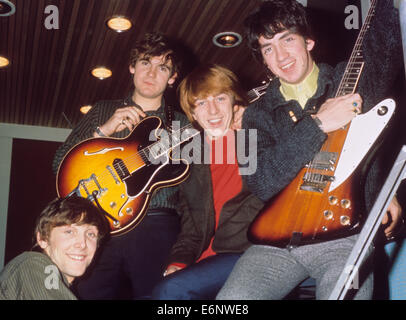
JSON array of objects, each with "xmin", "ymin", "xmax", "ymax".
[
  {"xmin": 307, "ymin": 0, "xmax": 375, "ymax": 186},
  {"xmin": 78, "ymin": 85, "xmax": 268, "ymax": 215},
  {"xmin": 312, "ymin": 0, "xmax": 376, "ymax": 234}
]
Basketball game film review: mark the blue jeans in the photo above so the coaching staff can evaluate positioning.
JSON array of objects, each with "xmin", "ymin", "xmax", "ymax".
[
  {"xmin": 151, "ymin": 253, "xmax": 241, "ymax": 300},
  {"xmin": 382, "ymin": 238, "xmax": 406, "ymax": 299}
]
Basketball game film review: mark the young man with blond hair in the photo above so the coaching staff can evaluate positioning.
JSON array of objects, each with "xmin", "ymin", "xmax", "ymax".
[{"xmin": 151, "ymin": 63, "xmax": 263, "ymax": 300}]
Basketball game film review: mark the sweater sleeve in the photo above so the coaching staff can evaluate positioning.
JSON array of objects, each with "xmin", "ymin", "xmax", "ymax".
[
  {"xmin": 0, "ymin": 253, "xmax": 76, "ymax": 300},
  {"xmin": 241, "ymin": 101, "xmax": 326, "ymax": 202}
]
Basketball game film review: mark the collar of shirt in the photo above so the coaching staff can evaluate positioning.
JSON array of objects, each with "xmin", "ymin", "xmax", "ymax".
[
  {"xmin": 279, "ymin": 62, "xmax": 319, "ymax": 109},
  {"xmin": 123, "ymin": 93, "xmax": 165, "ymax": 115}
]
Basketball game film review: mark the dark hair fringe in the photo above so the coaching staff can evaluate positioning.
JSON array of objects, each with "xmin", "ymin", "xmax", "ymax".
[
  {"xmin": 244, "ymin": 0, "xmax": 313, "ymax": 61},
  {"xmin": 129, "ymin": 32, "xmax": 183, "ymax": 78},
  {"xmin": 33, "ymin": 196, "xmax": 110, "ymax": 247}
]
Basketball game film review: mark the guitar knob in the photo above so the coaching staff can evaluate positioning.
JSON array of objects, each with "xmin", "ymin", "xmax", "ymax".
[
  {"xmin": 125, "ymin": 207, "xmax": 133, "ymax": 215},
  {"xmin": 323, "ymin": 210, "xmax": 334, "ymax": 220},
  {"xmin": 340, "ymin": 215, "xmax": 351, "ymax": 226},
  {"xmin": 328, "ymin": 196, "xmax": 338, "ymax": 205},
  {"xmin": 340, "ymin": 199, "xmax": 351, "ymax": 209}
]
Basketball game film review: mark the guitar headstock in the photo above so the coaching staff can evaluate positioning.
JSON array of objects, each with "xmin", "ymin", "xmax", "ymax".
[{"xmin": 247, "ymin": 80, "xmax": 271, "ymax": 103}]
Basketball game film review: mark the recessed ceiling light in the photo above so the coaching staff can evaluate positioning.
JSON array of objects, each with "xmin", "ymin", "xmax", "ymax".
[
  {"xmin": 91, "ymin": 66, "xmax": 112, "ymax": 79},
  {"xmin": 106, "ymin": 16, "xmax": 132, "ymax": 33},
  {"xmin": 0, "ymin": 56, "xmax": 10, "ymax": 68},
  {"xmin": 0, "ymin": 0, "xmax": 16, "ymax": 17},
  {"xmin": 212, "ymin": 32, "xmax": 242, "ymax": 48},
  {"xmin": 80, "ymin": 105, "xmax": 93, "ymax": 114}
]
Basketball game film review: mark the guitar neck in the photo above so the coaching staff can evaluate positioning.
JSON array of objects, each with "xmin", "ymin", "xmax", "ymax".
[
  {"xmin": 335, "ymin": 0, "xmax": 377, "ymax": 97},
  {"xmin": 146, "ymin": 80, "xmax": 274, "ymax": 159},
  {"xmin": 146, "ymin": 123, "xmax": 200, "ymax": 159}
]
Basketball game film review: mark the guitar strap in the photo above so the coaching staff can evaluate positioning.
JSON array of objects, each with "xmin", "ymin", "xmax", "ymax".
[
  {"xmin": 124, "ymin": 94, "xmax": 174, "ymax": 132},
  {"xmin": 164, "ymin": 103, "xmax": 174, "ymax": 133}
]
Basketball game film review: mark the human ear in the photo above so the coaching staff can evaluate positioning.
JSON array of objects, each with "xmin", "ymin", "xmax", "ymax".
[
  {"xmin": 168, "ymin": 72, "xmax": 178, "ymax": 85},
  {"xmin": 305, "ymin": 39, "xmax": 315, "ymax": 51},
  {"xmin": 36, "ymin": 232, "xmax": 48, "ymax": 250}
]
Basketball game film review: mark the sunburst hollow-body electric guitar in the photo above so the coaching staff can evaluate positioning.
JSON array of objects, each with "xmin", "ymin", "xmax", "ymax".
[{"xmin": 56, "ymin": 116, "xmax": 199, "ymax": 236}]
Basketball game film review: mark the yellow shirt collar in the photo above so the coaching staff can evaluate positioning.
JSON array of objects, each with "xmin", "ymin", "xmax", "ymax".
[{"xmin": 280, "ymin": 63, "xmax": 319, "ymax": 109}]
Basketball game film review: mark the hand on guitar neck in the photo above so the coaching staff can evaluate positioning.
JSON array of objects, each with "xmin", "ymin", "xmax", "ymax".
[
  {"xmin": 94, "ymin": 106, "xmax": 147, "ymax": 137},
  {"xmin": 312, "ymin": 93, "xmax": 362, "ymax": 133}
]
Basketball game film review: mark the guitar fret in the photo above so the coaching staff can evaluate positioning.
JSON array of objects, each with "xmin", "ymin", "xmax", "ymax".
[
  {"xmin": 142, "ymin": 123, "xmax": 200, "ymax": 161},
  {"xmin": 334, "ymin": 0, "xmax": 376, "ymax": 99}
]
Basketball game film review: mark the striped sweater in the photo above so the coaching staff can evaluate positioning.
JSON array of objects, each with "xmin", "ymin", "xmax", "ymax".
[{"xmin": 0, "ymin": 252, "xmax": 76, "ymax": 300}]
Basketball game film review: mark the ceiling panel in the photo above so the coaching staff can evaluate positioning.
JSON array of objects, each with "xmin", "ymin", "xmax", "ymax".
[{"xmin": 0, "ymin": 0, "xmax": 369, "ymax": 129}]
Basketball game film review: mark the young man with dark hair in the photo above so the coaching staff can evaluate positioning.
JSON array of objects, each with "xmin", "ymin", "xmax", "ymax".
[
  {"xmin": 217, "ymin": 0, "xmax": 403, "ymax": 300},
  {"xmin": 151, "ymin": 63, "xmax": 263, "ymax": 300},
  {"xmin": 52, "ymin": 32, "xmax": 189, "ymax": 299},
  {"xmin": 0, "ymin": 196, "xmax": 109, "ymax": 300}
]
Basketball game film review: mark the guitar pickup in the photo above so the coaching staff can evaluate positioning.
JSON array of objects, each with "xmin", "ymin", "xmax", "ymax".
[
  {"xmin": 113, "ymin": 158, "xmax": 130, "ymax": 181},
  {"xmin": 306, "ymin": 151, "xmax": 338, "ymax": 171}
]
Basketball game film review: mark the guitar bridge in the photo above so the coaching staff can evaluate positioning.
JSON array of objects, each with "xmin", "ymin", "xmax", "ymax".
[
  {"xmin": 300, "ymin": 173, "xmax": 335, "ymax": 193},
  {"xmin": 77, "ymin": 174, "xmax": 107, "ymax": 200}
]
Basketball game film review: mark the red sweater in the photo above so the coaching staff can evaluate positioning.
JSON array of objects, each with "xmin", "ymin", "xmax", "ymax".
[{"xmin": 169, "ymin": 130, "xmax": 243, "ymax": 269}]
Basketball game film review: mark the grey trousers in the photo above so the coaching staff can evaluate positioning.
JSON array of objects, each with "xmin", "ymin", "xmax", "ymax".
[{"xmin": 216, "ymin": 235, "xmax": 373, "ymax": 300}]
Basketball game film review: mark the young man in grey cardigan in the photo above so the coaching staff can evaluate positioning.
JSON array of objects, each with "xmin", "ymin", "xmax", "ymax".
[{"xmin": 217, "ymin": 0, "xmax": 403, "ymax": 300}]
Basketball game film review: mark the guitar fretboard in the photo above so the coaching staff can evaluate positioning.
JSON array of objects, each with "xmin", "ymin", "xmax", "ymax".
[
  {"xmin": 144, "ymin": 123, "xmax": 200, "ymax": 160},
  {"xmin": 336, "ymin": 0, "xmax": 376, "ymax": 97}
]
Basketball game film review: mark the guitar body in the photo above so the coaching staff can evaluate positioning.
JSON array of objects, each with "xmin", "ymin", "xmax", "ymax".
[
  {"xmin": 248, "ymin": 99, "xmax": 396, "ymax": 248},
  {"xmin": 56, "ymin": 117, "xmax": 190, "ymax": 236}
]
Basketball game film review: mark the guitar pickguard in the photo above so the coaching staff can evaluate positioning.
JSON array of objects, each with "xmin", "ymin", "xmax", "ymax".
[
  {"xmin": 329, "ymin": 98, "xmax": 395, "ymax": 192},
  {"xmin": 124, "ymin": 156, "xmax": 170, "ymax": 198},
  {"xmin": 84, "ymin": 147, "xmax": 124, "ymax": 156}
]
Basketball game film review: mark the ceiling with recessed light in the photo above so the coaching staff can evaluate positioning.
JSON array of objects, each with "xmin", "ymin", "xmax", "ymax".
[{"xmin": 0, "ymin": 0, "xmax": 392, "ymax": 129}]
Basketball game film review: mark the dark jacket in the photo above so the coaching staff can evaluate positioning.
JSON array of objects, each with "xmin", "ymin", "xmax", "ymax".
[
  {"xmin": 167, "ymin": 136, "xmax": 264, "ymax": 266},
  {"xmin": 242, "ymin": 0, "xmax": 403, "ymax": 207}
]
